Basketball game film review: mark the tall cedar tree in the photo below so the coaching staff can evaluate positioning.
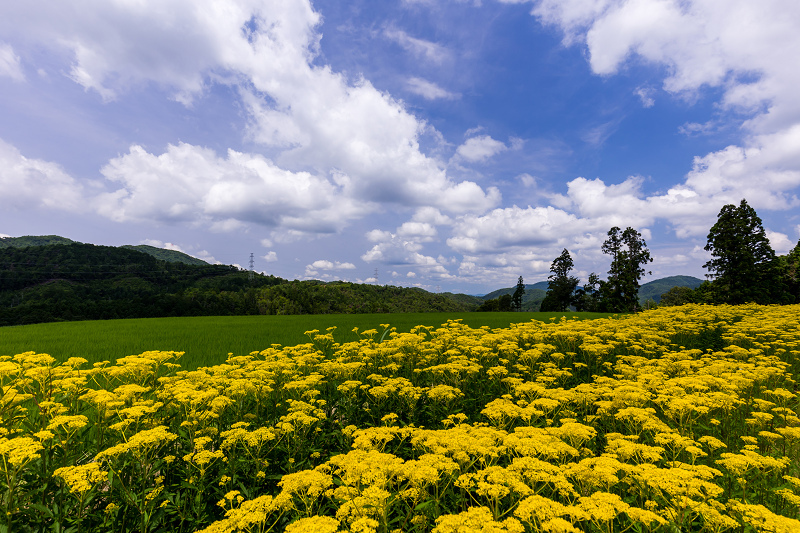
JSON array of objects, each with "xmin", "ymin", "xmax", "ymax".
[
  {"xmin": 511, "ymin": 276, "xmax": 525, "ymax": 311},
  {"xmin": 601, "ymin": 227, "xmax": 652, "ymax": 312},
  {"xmin": 541, "ymin": 249, "xmax": 579, "ymax": 312},
  {"xmin": 703, "ymin": 199, "xmax": 778, "ymax": 304}
]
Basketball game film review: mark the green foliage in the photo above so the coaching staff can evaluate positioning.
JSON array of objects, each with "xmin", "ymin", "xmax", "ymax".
[
  {"xmin": 439, "ymin": 292, "xmax": 485, "ymax": 308},
  {"xmin": 573, "ymin": 272, "xmax": 604, "ymax": 312},
  {"xmin": 656, "ymin": 207, "xmax": 800, "ymax": 307},
  {"xmin": 477, "ymin": 293, "xmax": 513, "ymax": 311},
  {"xmin": 777, "ymin": 238, "xmax": 800, "ymax": 303},
  {"xmin": 511, "ymin": 276, "xmax": 525, "ymax": 311},
  {"xmin": 255, "ymin": 281, "xmax": 476, "ymax": 315},
  {"xmin": 476, "ymin": 299, "xmax": 496, "ymax": 311},
  {"xmin": 659, "ymin": 286, "xmax": 695, "ymax": 307},
  {"xmin": 0, "ymin": 243, "xmax": 480, "ymax": 325},
  {"xmin": 641, "ymin": 298, "xmax": 658, "ymax": 310},
  {"xmin": 704, "ymin": 199, "xmax": 779, "ymax": 304},
  {"xmin": 637, "ymin": 275, "xmax": 703, "ymax": 304},
  {"xmin": 0, "ymin": 235, "xmax": 75, "ymax": 248},
  {"xmin": 0, "ymin": 243, "xmax": 282, "ymax": 325},
  {"xmin": 540, "ymin": 249, "xmax": 579, "ymax": 312},
  {"xmin": 600, "ymin": 226, "xmax": 653, "ymax": 312},
  {"xmin": 121, "ymin": 245, "xmax": 210, "ymax": 266},
  {"xmin": 481, "ymin": 284, "xmax": 547, "ymax": 311}
]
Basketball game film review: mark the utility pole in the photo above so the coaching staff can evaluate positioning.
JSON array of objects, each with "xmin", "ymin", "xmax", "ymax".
[{"xmin": 249, "ymin": 253, "xmax": 255, "ymax": 281}]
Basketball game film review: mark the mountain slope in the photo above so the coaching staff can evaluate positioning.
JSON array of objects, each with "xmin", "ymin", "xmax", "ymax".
[
  {"xmin": 0, "ymin": 240, "xmax": 479, "ymax": 325},
  {"xmin": 440, "ymin": 292, "xmax": 485, "ymax": 308},
  {"xmin": 0, "ymin": 242, "xmax": 281, "ymax": 325},
  {"xmin": 639, "ymin": 275, "xmax": 704, "ymax": 303},
  {"xmin": 122, "ymin": 245, "xmax": 209, "ymax": 266},
  {"xmin": 0, "ymin": 235, "xmax": 209, "ymax": 266},
  {"xmin": 0, "ymin": 235, "xmax": 76, "ymax": 248},
  {"xmin": 481, "ymin": 284, "xmax": 547, "ymax": 311}
]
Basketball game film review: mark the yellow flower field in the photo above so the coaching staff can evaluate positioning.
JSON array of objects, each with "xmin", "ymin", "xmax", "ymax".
[{"xmin": 1, "ymin": 304, "xmax": 799, "ymax": 532}]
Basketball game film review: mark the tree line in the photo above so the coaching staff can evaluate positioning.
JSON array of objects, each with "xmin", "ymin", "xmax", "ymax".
[
  {"xmin": 663, "ymin": 199, "xmax": 800, "ymax": 306},
  {"xmin": 2, "ymin": 198, "xmax": 796, "ymax": 325},
  {"xmin": 539, "ymin": 226, "xmax": 653, "ymax": 313},
  {"xmin": 476, "ymin": 276, "xmax": 527, "ymax": 312},
  {"xmin": 538, "ymin": 199, "xmax": 800, "ymax": 312},
  {"xmin": 0, "ymin": 243, "xmax": 478, "ymax": 326}
]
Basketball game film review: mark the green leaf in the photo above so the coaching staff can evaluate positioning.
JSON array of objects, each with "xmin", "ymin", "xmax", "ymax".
[{"xmin": 414, "ymin": 501, "xmax": 434, "ymax": 512}]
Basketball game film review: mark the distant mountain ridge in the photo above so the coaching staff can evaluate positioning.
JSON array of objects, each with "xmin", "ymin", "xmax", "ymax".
[
  {"xmin": 0, "ymin": 235, "xmax": 76, "ymax": 248},
  {"xmin": 121, "ymin": 245, "xmax": 209, "ymax": 266},
  {"xmin": 482, "ymin": 282, "xmax": 549, "ymax": 300},
  {"xmin": 0, "ymin": 235, "xmax": 209, "ymax": 266},
  {"xmin": 481, "ymin": 284, "xmax": 548, "ymax": 311},
  {"xmin": 638, "ymin": 275, "xmax": 704, "ymax": 303}
]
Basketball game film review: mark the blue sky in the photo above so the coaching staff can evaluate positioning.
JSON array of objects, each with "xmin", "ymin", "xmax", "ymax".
[{"xmin": 1, "ymin": 0, "xmax": 799, "ymax": 294}]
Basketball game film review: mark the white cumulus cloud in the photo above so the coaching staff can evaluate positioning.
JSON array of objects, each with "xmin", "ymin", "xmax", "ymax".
[
  {"xmin": 447, "ymin": 205, "xmax": 582, "ymax": 254},
  {"xmin": 766, "ymin": 230, "xmax": 795, "ymax": 254},
  {"xmin": 304, "ymin": 258, "xmax": 357, "ymax": 278},
  {"xmin": 0, "ymin": 139, "xmax": 84, "ymax": 211},
  {"xmin": 361, "ymin": 230, "xmax": 446, "ymax": 273},
  {"xmin": 95, "ymin": 143, "xmax": 369, "ymax": 233},
  {"xmin": 455, "ymin": 135, "xmax": 507, "ymax": 163},
  {"xmin": 397, "ymin": 221, "xmax": 438, "ymax": 241},
  {"xmin": 309, "ymin": 259, "xmax": 356, "ymax": 270}
]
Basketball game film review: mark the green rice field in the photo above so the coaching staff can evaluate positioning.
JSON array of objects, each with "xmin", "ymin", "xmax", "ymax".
[{"xmin": 0, "ymin": 312, "xmax": 612, "ymax": 370}]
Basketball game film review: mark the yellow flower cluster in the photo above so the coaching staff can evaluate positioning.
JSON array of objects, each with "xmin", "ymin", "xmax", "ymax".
[
  {"xmin": 0, "ymin": 303, "xmax": 798, "ymax": 532},
  {"xmin": 53, "ymin": 462, "xmax": 107, "ymax": 494},
  {"xmin": 0, "ymin": 436, "xmax": 43, "ymax": 467},
  {"xmin": 95, "ymin": 426, "xmax": 178, "ymax": 462}
]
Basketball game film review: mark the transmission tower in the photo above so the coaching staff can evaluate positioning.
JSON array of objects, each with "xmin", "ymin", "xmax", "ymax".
[
  {"xmin": 374, "ymin": 268, "xmax": 379, "ymax": 285},
  {"xmin": 249, "ymin": 253, "xmax": 255, "ymax": 280}
]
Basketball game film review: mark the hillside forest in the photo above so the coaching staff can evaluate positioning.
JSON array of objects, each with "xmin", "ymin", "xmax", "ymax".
[{"xmin": 0, "ymin": 238, "xmax": 480, "ymax": 326}]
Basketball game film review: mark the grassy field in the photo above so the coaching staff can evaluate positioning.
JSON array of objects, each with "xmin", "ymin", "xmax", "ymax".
[{"xmin": 0, "ymin": 311, "xmax": 613, "ymax": 369}]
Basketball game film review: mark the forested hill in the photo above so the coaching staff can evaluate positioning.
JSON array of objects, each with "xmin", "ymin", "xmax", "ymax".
[
  {"xmin": 0, "ymin": 235, "xmax": 209, "ymax": 266},
  {"xmin": 120, "ymin": 245, "xmax": 210, "ymax": 266},
  {"xmin": 255, "ymin": 282, "xmax": 481, "ymax": 315},
  {"xmin": 0, "ymin": 242, "xmax": 478, "ymax": 325},
  {"xmin": 0, "ymin": 242, "xmax": 279, "ymax": 325},
  {"xmin": 638, "ymin": 275, "xmax": 704, "ymax": 303},
  {"xmin": 482, "ymin": 283, "xmax": 548, "ymax": 311},
  {"xmin": 0, "ymin": 235, "xmax": 76, "ymax": 248}
]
